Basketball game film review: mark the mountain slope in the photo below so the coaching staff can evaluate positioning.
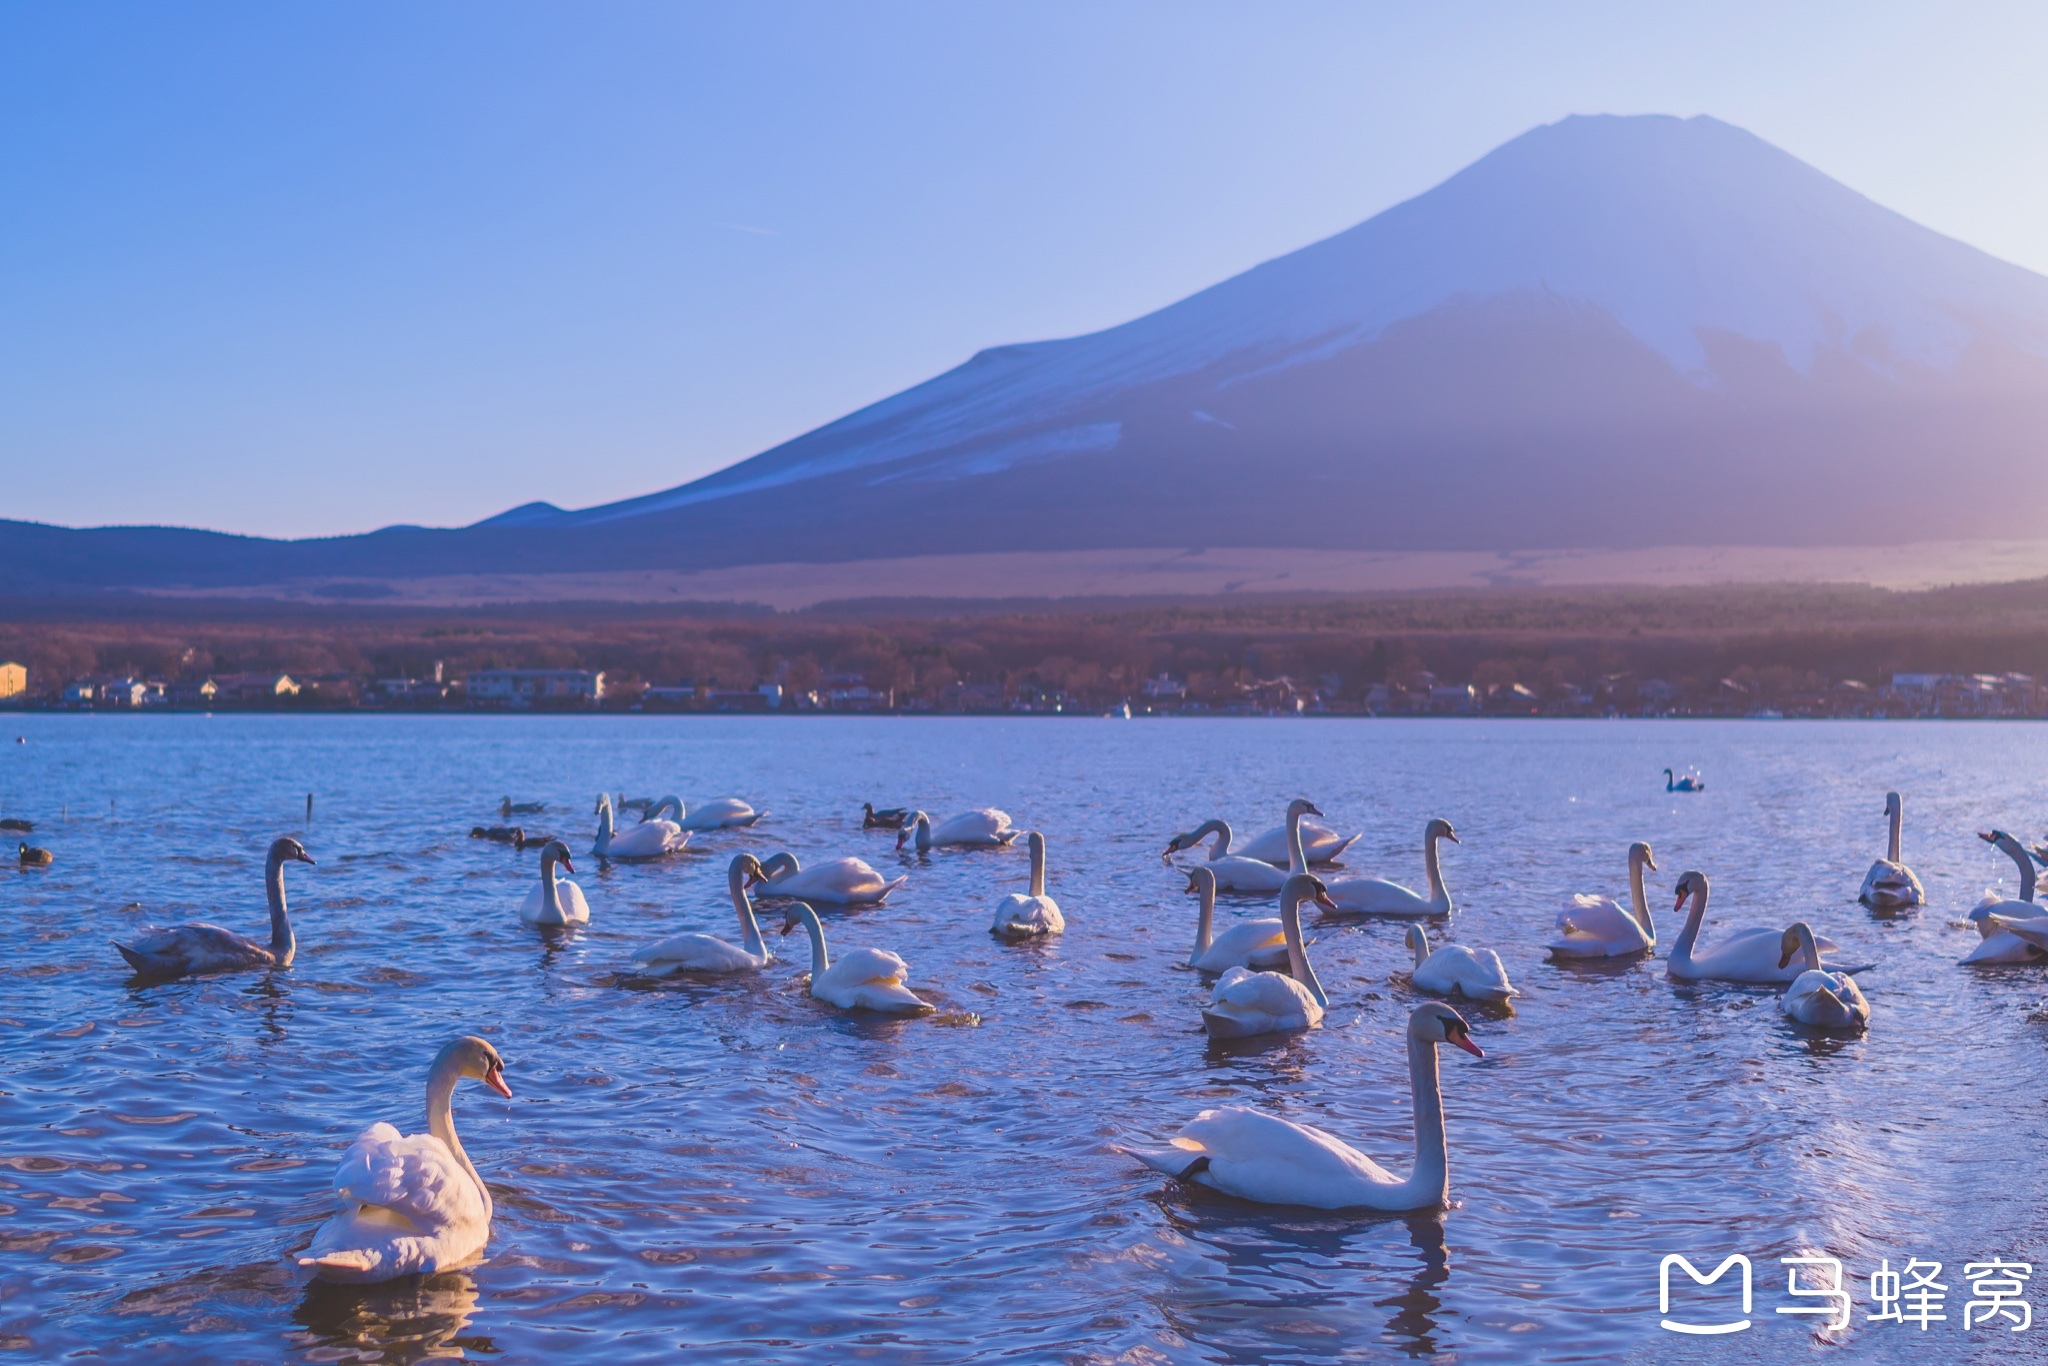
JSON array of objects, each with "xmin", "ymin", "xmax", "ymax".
[{"xmin": 8, "ymin": 113, "xmax": 2048, "ymax": 595}]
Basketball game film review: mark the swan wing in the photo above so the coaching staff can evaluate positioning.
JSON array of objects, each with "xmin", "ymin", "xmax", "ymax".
[
  {"xmin": 115, "ymin": 923, "xmax": 272, "ymax": 974},
  {"xmin": 822, "ymin": 946, "xmax": 914, "ymax": 989},
  {"xmin": 768, "ymin": 857, "xmax": 901, "ymax": 904},
  {"xmin": 1194, "ymin": 919, "xmax": 1287, "ymax": 972},
  {"xmin": 610, "ymin": 821, "xmax": 688, "ymax": 858},
  {"xmin": 1162, "ymin": 1107, "xmax": 1399, "ymax": 1207},
  {"xmin": 518, "ymin": 878, "xmax": 590, "ymax": 925},
  {"xmin": 329, "ymin": 1124, "xmax": 486, "ymax": 1234},
  {"xmin": 1237, "ymin": 820, "xmax": 1349, "ymax": 867},
  {"xmin": 1211, "ymin": 967, "xmax": 1316, "ymax": 1015},
  {"xmin": 992, "ymin": 893, "xmax": 1064, "ymax": 937},
  {"xmin": 1961, "ymin": 929, "xmax": 2048, "ymax": 964},
  {"xmin": 1203, "ymin": 856, "xmax": 1287, "ymax": 893},
  {"xmin": 632, "ymin": 932, "xmax": 763, "ymax": 972},
  {"xmin": 1992, "ymin": 914, "xmax": 2048, "ymax": 951},
  {"xmin": 1324, "ymin": 876, "xmax": 1433, "ymax": 916}
]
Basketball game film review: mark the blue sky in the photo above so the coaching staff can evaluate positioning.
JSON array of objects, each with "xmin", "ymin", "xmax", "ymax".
[{"xmin": 2, "ymin": 2, "xmax": 2043, "ymax": 537}]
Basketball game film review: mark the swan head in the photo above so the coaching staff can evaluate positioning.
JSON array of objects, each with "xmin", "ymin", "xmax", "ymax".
[
  {"xmin": 267, "ymin": 837, "xmax": 315, "ymax": 867},
  {"xmin": 1628, "ymin": 841, "xmax": 1656, "ymax": 871},
  {"xmin": 1884, "ymin": 791, "xmax": 1902, "ymax": 816},
  {"xmin": 1673, "ymin": 870, "xmax": 1708, "ymax": 911},
  {"xmin": 1405, "ymin": 923, "xmax": 1430, "ymax": 957},
  {"xmin": 894, "ymin": 812, "xmax": 928, "ymax": 850},
  {"xmin": 1426, "ymin": 817, "xmax": 1459, "ymax": 845},
  {"xmin": 1282, "ymin": 872, "xmax": 1338, "ymax": 914},
  {"xmin": 1184, "ymin": 865, "xmax": 1216, "ymax": 896},
  {"xmin": 539, "ymin": 839, "xmax": 574, "ymax": 873},
  {"xmin": 731, "ymin": 852, "xmax": 767, "ymax": 887},
  {"xmin": 777, "ymin": 902, "xmax": 819, "ymax": 936},
  {"xmin": 1410, "ymin": 1002, "xmax": 1483, "ymax": 1057},
  {"xmin": 594, "ymin": 794, "xmax": 613, "ymax": 816},
  {"xmin": 1777, "ymin": 921, "xmax": 1812, "ymax": 969},
  {"xmin": 1286, "ymin": 798, "xmax": 1323, "ymax": 819},
  {"xmin": 439, "ymin": 1035, "xmax": 513, "ymax": 1098}
]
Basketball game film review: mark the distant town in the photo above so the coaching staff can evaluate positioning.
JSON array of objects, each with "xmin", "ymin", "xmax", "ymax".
[{"xmin": 3, "ymin": 657, "xmax": 2043, "ymax": 720}]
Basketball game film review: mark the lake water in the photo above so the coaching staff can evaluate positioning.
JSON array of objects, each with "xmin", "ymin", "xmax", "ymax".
[{"xmin": 1, "ymin": 715, "xmax": 2045, "ymax": 1364}]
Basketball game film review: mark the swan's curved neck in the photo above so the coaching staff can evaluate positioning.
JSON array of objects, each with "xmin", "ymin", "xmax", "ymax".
[
  {"xmin": 914, "ymin": 815, "xmax": 932, "ymax": 852},
  {"xmin": 1627, "ymin": 854, "xmax": 1653, "ymax": 937},
  {"xmin": 792, "ymin": 907, "xmax": 829, "ymax": 978},
  {"xmin": 761, "ymin": 851, "xmax": 800, "ymax": 880},
  {"xmin": 1423, "ymin": 831, "xmax": 1449, "ymax": 909},
  {"xmin": 2003, "ymin": 841, "xmax": 2037, "ymax": 901},
  {"xmin": 731, "ymin": 864, "xmax": 766, "ymax": 958},
  {"xmin": 425, "ymin": 1053, "xmax": 491, "ymax": 1223},
  {"xmin": 1886, "ymin": 801, "xmax": 1903, "ymax": 864},
  {"xmin": 1190, "ymin": 879, "xmax": 1216, "ymax": 962},
  {"xmin": 1670, "ymin": 882, "xmax": 1709, "ymax": 968},
  {"xmin": 1394, "ymin": 1033, "xmax": 1450, "ymax": 1208},
  {"xmin": 1028, "ymin": 836, "xmax": 1046, "ymax": 897},
  {"xmin": 595, "ymin": 800, "xmax": 615, "ymax": 853},
  {"xmin": 1280, "ymin": 885, "xmax": 1328, "ymax": 1008},
  {"xmin": 265, "ymin": 849, "xmax": 294, "ymax": 964},
  {"xmin": 1791, "ymin": 923, "xmax": 1822, "ymax": 973},
  {"xmin": 1664, "ymin": 769, "xmax": 1675, "ymax": 790},
  {"xmin": 1191, "ymin": 819, "xmax": 1231, "ymax": 858},
  {"xmin": 1409, "ymin": 926, "xmax": 1430, "ymax": 969},
  {"xmin": 539, "ymin": 848, "xmax": 564, "ymax": 920},
  {"xmin": 653, "ymin": 795, "xmax": 684, "ymax": 823},
  {"xmin": 1286, "ymin": 809, "xmax": 1307, "ymax": 876}
]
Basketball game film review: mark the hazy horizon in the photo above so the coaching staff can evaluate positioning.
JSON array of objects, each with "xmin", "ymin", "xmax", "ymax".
[{"xmin": 4, "ymin": 2, "xmax": 2046, "ymax": 539}]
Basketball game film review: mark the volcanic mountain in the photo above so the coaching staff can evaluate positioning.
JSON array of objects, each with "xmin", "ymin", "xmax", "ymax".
[{"xmin": 12, "ymin": 112, "xmax": 2048, "ymax": 598}]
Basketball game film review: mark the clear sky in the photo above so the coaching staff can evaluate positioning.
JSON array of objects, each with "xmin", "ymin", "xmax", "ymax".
[{"xmin": 3, "ymin": 2, "xmax": 2043, "ymax": 538}]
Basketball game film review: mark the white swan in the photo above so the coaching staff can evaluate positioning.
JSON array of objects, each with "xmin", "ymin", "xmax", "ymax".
[
  {"xmin": 1202, "ymin": 874, "xmax": 1335, "ymax": 1039},
  {"xmin": 1407, "ymin": 924, "xmax": 1516, "ymax": 1002},
  {"xmin": 897, "ymin": 809, "xmax": 1020, "ymax": 850},
  {"xmin": 991, "ymin": 831, "xmax": 1063, "ymax": 939},
  {"xmin": 632, "ymin": 854, "xmax": 774, "ymax": 974},
  {"xmin": 1979, "ymin": 911, "xmax": 2048, "ymax": 963},
  {"xmin": 648, "ymin": 794, "xmax": 765, "ymax": 832},
  {"xmin": 1184, "ymin": 865, "xmax": 1289, "ymax": 973},
  {"xmin": 298, "ymin": 1035, "xmax": 510, "ymax": 1283},
  {"xmin": 1126, "ymin": 1002, "xmax": 1482, "ymax": 1211},
  {"xmin": 779, "ymin": 902, "xmax": 933, "ymax": 1015},
  {"xmin": 1167, "ymin": 807, "xmax": 1359, "ymax": 868},
  {"xmin": 1547, "ymin": 842, "xmax": 1657, "ymax": 957},
  {"xmin": 1164, "ymin": 799, "xmax": 1323, "ymax": 895},
  {"xmin": 1961, "ymin": 830, "xmax": 2048, "ymax": 965},
  {"xmin": 1667, "ymin": 871, "xmax": 1850, "ymax": 983},
  {"xmin": 755, "ymin": 851, "xmax": 907, "ymax": 905},
  {"xmin": 516, "ymin": 839, "xmax": 589, "ymax": 926},
  {"xmin": 1664, "ymin": 768, "xmax": 1704, "ymax": 792},
  {"xmin": 592, "ymin": 793, "xmax": 687, "ymax": 861},
  {"xmin": 115, "ymin": 837, "xmax": 315, "ymax": 975},
  {"xmin": 1325, "ymin": 819, "xmax": 1458, "ymax": 917},
  {"xmin": 1859, "ymin": 791, "xmax": 1925, "ymax": 910},
  {"xmin": 1778, "ymin": 921, "xmax": 1871, "ymax": 1029}
]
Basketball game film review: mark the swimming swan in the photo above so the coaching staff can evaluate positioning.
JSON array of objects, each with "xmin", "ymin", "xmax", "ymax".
[
  {"xmin": 1666, "ymin": 871, "xmax": 1850, "ymax": 984},
  {"xmin": 1961, "ymin": 830, "xmax": 2048, "ymax": 965},
  {"xmin": 1858, "ymin": 791, "xmax": 1924, "ymax": 910},
  {"xmin": 593, "ymin": 794, "xmax": 687, "ymax": 861},
  {"xmin": 648, "ymin": 795, "xmax": 765, "ymax": 832},
  {"xmin": 1167, "ymin": 806, "xmax": 1359, "ymax": 869},
  {"xmin": 1778, "ymin": 921, "xmax": 1871, "ymax": 1029},
  {"xmin": 1164, "ymin": 800, "xmax": 1323, "ymax": 895},
  {"xmin": 297, "ymin": 1035, "xmax": 510, "ymax": 1283},
  {"xmin": 1547, "ymin": 842, "xmax": 1657, "ymax": 957},
  {"xmin": 114, "ymin": 837, "xmax": 315, "ymax": 976},
  {"xmin": 1127, "ymin": 1002, "xmax": 1482, "ymax": 1211},
  {"xmin": 780, "ymin": 902, "xmax": 933, "ymax": 1015},
  {"xmin": 632, "ymin": 854, "xmax": 775, "ymax": 974},
  {"xmin": 1184, "ymin": 865, "xmax": 1289, "ymax": 973},
  {"xmin": 1407, "ymin": 924, "xmax": 1516, "ymax": 1002},
  {"xmin": 991, "ymin": 831, "xmax": 1063, "ymax": 939},
  {"xmin": 1325, "ymin": 819, "xmax": 1458, "ymax": 917},
  {"xmin": 1202, "ymin": 874, "xmax": 1335, "ymax": 1039},
  {"xmin": 516, "ymin": 840, "xmax": 589, "ymax": 926},
  {"xmin": 755, "ymin": 851, "xmax": 907, "ymax": 905},
  {"xmin": 897, "ymin": 809, "xmax": 1021, "ymax": 851},
  {"xmin": 1664, "ymin": 768, "xmax": 1704, "ymax": 792}
]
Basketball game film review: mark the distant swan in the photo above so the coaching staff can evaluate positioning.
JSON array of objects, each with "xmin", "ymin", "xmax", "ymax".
[
  {"xmin": 593, "ymin": 794, "xmax": 687, "ymax": 861},
  {"xmin": 1664, "ymin": 768, "xmax": 1704, "ymax": 792},
  {"xmin": 780, "ymin": 902, "xmax": 933, "ymax": 1014},
  {"xmin": 991, "ymin": 831, "xmax": 1063, "ymax": 939},
  {"xmin": 114, "ymin": 837, "xmax": 314, "ymax": 976},
  {"xmin": 1778, "ymin": 921, "xmax": 1871, "ymax": 1029},
  {"xmin": 632, "ymin": 854, "xmax": 774, "ymax": 974},
  {"xmin": 756, "ymin": 851, "xmax": 907, "ymax": 905},
  {"xmin": 500, "ymin": 798, "xmax": 545, "ymax": 817},
  {"xmin": 649, "ymin": 795, "xmax": 765, "ymax": 832},
  {"xmin": 516, "ymin": 840, "xmax": 589, "ymax": 926},
  {"xmin": 1164, "ymin": 799, "xmax": 1323, "ymax": 895},
  {"xmin": 1325, "ymin": 819, "xmax": 1458, "ymax": 917},
  {"xmin": 1667, "ymin": 871, "xmax": 1851, "ymax": 983},
  {"xmin": 1406, "ymin": 924, "xmax": 1516, "ymax": 1002},
  {"xmin": 1961, "ymin": 830, "xmax": 2048, "ymax": 965},
  {"xmin": 1202, "ymin": 874, "xmax": 1335, "ymax": 1039},
  {"xmin": 1858, "ymin": 791, "xmax": 1924, "ymax": 911},
  {"xmin": 1547, "ymin": 842, "xmax": 1657, "ymax": 957},
  {"xmin": 1184, "ymin": 865, "xmax": 1289, "ymax": 973},
  {"xmin": 898, "ymin": 809, "xmax": 1020, "ymax": 851},
  {"xmin": 1126, "ymin": 1002, "xmax": 1482, "ymax": 1211},
  {"xmin": 297, "ymin": 1035, "xmax": 510, "ymax": 1283}
]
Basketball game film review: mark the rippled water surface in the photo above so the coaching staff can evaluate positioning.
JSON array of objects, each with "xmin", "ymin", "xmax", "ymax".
[{"xmin": 3, "ymin": 715, "xmax": 2047, "ymax": 1364}]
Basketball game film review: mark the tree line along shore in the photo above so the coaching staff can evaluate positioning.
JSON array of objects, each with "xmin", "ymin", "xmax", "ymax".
[{"xmin": 8, "ymin": 578, "xmax": 2048, "ymax": 718}]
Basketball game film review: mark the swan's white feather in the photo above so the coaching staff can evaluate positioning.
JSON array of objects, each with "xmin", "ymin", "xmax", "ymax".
[
  {"xmin": 992, "ymin": 892, "xmax": 1064, "ymax": 938},
  {"xmin": 762, "ymin": 857, "xmax": 906, "ymax": 905},
  {"xmin": 299, "ymin": 1121, "xmax": 489, "ymax": 1282},
  {"xmin": 1413, "ymin": 944, "xmax": 1517, "ymax": 1001},
  {"xmin": 1190, "ymin": 918, "xmax": 1289, "ymax": 973},
  {"xmin": 517, "ymin": 878, "xmax": 590, "ymax": 926},
  {"xmin": 1203, "ymin": 966, "xmax": 1323, "ymax": 1037},
  {"xmin": 632, "ymin": 932, "xmax": 768, "ymax": 973}
]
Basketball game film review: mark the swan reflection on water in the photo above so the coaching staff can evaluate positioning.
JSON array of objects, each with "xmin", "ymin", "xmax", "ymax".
[
  {"xmin": 294, "ymin": 1268, "xmax": 490, "ymax": 1364},
  {"xmin": 1147, "ymin": 1189, "xmax": 1452, "ymax": 1361}
]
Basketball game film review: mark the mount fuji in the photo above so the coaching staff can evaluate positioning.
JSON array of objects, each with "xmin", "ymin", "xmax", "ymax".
[{"xmin": 11, "ymin": 113, "xmax": 2048, "ymax": 598}]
